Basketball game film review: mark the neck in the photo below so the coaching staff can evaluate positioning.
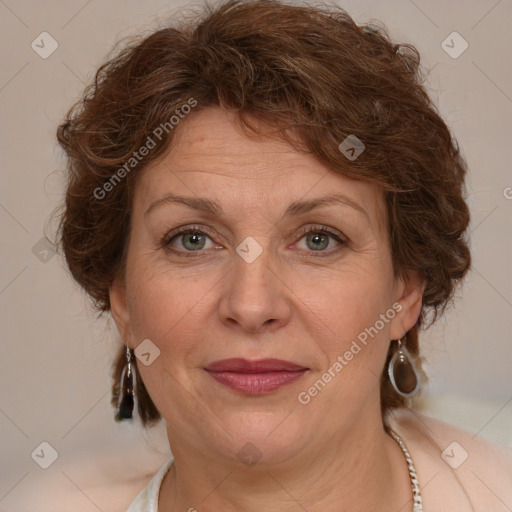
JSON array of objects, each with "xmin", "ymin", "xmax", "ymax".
[{"xmin": 159, "ymin": 408, "xmax": 413, "ymax": 512}]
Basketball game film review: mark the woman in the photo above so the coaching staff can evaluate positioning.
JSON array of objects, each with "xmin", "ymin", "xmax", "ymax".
[{"xmin": 56, "ymin": 0, "xmax": 512, "ymax": 510}]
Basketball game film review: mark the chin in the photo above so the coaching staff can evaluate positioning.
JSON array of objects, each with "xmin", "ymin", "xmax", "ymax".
[{"xmin": 207, "ymin": 409, "xmax": 313, "ymax": 466}]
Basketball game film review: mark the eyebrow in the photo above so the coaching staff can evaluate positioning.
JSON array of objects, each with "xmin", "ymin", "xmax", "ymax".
[{"xmin": 144, "ymin": 192, "xmax": 368, "ymax": 220}]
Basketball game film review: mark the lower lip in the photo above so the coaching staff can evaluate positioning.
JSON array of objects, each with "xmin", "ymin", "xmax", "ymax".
[{"xmin": 205, "ymin": 370, "xmax": 307, "ymax": 395}]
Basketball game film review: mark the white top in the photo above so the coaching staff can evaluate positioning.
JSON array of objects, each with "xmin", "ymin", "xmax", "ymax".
[{"xmin": 126, "ymin": 458, "xmax": 174, "ymax": 512}]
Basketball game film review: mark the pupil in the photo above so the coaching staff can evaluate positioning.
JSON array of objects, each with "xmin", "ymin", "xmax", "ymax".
[
  {"xmin": 185, "ymin": 232, "xmax": 204, "ymax": 250},
  {"xmin": 308, "ymin": 233, "xmax": 328, "ymax": 251}
]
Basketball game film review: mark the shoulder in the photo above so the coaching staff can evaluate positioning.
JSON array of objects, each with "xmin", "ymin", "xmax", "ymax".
[{"xmin": 387, "ymin": 408, "xmax": 512, "ymax": 512}]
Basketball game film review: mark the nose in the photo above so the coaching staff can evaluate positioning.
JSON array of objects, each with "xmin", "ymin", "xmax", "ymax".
[{"xmin": 218, "ymin": 239, "xmax": 292, "ymax": 334}]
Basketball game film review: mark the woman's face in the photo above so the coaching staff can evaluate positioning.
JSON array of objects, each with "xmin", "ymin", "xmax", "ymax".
[{"xmin": 111, "ymin": 106, "xmax": 423, "ymax": 466}]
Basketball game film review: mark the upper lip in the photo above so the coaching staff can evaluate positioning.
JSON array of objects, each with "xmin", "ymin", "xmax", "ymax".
[{"xmin": 204, "ymin": 358, "xmax": 307, "ymax": 373}]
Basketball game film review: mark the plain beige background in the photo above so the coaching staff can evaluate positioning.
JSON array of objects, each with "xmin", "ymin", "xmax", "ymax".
[{"xmin": 1, "ymin": 0, "xmax": 511, "ymax": 510}]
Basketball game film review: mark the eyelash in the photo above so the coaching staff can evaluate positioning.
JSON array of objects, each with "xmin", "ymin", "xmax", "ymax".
[{"xmin": 161, "ymin": 224, "xmax": 348, "ymax": 258}]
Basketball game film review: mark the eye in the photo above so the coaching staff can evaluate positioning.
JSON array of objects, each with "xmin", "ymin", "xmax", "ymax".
[
  {"xmin": 294, "ymin": 225, "xmax": 347, "ymax": 255},
  {"xmin": 162, "ymin": 225, "xmax": 219, "ymax": 256}
]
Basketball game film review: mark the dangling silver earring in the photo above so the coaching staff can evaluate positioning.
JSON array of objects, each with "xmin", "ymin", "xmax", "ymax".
[
  {"xmin": 115, "ymin": 346, "xmax": 135, "ymax": 421},
  {"xmin": 388, "ymin": 336, "xmax": 421, "ymax": 398}
]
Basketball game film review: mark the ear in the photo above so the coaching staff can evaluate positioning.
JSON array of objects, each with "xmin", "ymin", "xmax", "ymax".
[
  {"xmin": 109, "ymin": 278, "xmax": 132, "ymax": 346},
  {"xmin": 389, "ymin": 269, "xmax": 425, "ymax": 340}
]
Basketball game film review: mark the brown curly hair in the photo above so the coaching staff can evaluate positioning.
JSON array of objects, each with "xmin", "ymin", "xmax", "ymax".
[{"xmin": 55, "ymin": 0, "xmax": 471, "ymax": 426}]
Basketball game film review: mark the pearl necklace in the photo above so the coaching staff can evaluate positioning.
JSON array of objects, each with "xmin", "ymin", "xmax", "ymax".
[{"xmin": 389, "ymin": 429, "xmax": 424, "ymax": 511}]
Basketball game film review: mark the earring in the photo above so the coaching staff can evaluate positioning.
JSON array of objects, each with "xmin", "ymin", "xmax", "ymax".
[
  {"xmin": 387, "ymin": 336, "xmax": 421, "ymax": 398},
  {"xmin": 115, "ymin": 346, "xmax": 135, "ymax": 421}
]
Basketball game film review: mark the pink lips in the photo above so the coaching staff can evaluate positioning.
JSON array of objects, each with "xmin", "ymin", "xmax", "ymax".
[{"xmin": 204, "ymin": 358, "xmax": 308, "ymax": 395}]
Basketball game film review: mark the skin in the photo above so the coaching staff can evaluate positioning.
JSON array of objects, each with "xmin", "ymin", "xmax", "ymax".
[{"xmin": 110, "ymin": 107, "xmax": 425, "ymax": 512}]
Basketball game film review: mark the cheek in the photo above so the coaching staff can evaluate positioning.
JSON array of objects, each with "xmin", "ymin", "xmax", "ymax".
[
  {"xmin": 124, "ymin": 258, "xmax": 212, "ymax": 352},
  {"xmin": 297, "ymin": 260, "xmax": 395, "ymax": 349},
  {"xmin": 305, "ymin": 282, "xmax": 395, "ymax": 399},
  {"xmin": 318, "ymin": 292, "xmax": 392, "ymax": 378}
]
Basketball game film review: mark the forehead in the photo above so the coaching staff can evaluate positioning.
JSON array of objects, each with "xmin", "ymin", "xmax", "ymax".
[{"xmin": 134, "ymin": 107, "xmax": 386, "ymax": 229}]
